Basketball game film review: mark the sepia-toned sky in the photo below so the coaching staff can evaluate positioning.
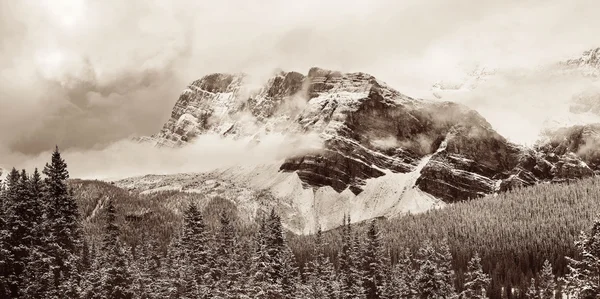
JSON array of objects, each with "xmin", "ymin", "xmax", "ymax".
[{"xmin": 1, "ymin": 0, "xmax": 600, "ymax": 176}]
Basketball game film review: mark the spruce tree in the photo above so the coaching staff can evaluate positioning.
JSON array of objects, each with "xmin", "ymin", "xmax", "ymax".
[
  {"xmin": 0, "ymin": 171, "xmax": 12, "ymax": 298},
  {"xmin": 213, "ymin": 211, "xmax": 241, "ymax": 298},
  {"xmin": 461, "ymin": 252, "xmax": 491, "ymax": 299},
  {"xmin": 4, "ymin": 168, "xmax": 29, "ymax": 297},
  {"xmin": 249, "ymin": 217, "xmax": 280, "ymax": 298},
  {"xmin": 181, "ymin": 203, "xmax": 212, "ymax": 297},
  {"xmin": 340, "ymin": 215, "xmax": 364, "ymax": 299},
  {"xmin": 362, "ymin": 220, "xmax": 388, "ymax": 299},
  {"xmin": 351, "ymin": 232, "xmax": 367, "ymax": 299},
  {"xmin": 43, "ymin": 147, "xmax": 83, "ymax": 297},
  {"xmin": 537, "ymin": 260, "xmax": 555, "ymax": 299},
  {"xmin": 306, "ymin": 226, "xmax": 338, "ymax": 299},
  {"xmin": 385, "ymin": 248, "xmax": 414, "ymax": 299},
  {"xmin": 525, "ymin": 278, "xmax": 538, "ymax": 299},
  {"xmin": 564, "ymin": 216, "xmax": 600, "ymax": 298},
  {"xmin": 437, "ymin": 239, "xmax": 457, "ymax": 298},
  {"xmin": 415, "ymin": 240, "xmax": 457, "ymax": 299},
  {"xmin": 99, "ymin": 198, "xmax": 133, "ymax": 299}
]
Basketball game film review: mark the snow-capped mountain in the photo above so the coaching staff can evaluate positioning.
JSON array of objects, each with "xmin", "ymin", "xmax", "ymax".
[
  {"xmin": 430, "ymin": 65, "xmax": 495, "ymax": 99},
  {"xmin": 563, "ymin": 47, "xmax": 600, "ymax": 78},
  {"xmin": 130, "ymin": 66, "xmax": 600, "ymax": 233}
]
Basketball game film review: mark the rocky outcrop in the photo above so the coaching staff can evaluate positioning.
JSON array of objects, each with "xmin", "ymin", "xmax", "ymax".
[
  {"xmin": 564, "ymin": 47, "xmax": 600, "ymax": 77},
  {"xmin": 142, "ymin": 67, "xmax": 600, "ymax": 203}
]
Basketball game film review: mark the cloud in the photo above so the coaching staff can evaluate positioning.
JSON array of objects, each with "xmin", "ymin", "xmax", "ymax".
[
  {"xmin": 444, "ymin": 67, "xmax": 600, "ymax": 145},
  {"xmin": 1, "ymin": 0, "xmax": 600, "ymax": 169},
  {"xmin": 2, "ymin": 133, "xmax": 323, "ymax": 180}
]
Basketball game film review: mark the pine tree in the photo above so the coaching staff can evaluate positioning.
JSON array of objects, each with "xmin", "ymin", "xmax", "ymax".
[
  {"xmin": 20, "ymin": 169, "xmax": 58, "ymax": 299},
  {"xmin": 3, "ymin": 168, "xmax": 26, "ymax": 297},
  {"xmin": 0, "ymin": 171, "xmax": 12, "ymax": 298},
  {"xmin": 131, "ymin": 238, "xmax": 165, "ymax": 299},
  {"xmin": 525, "ymin": 278, "xmax": 538, "ymax": 299},
  {"xmin": 564, "ymin": 216, "xmax": 600, "ymax": 298},
  {"xmin": 99, "ymin": 198, "xmax": 134, "ymax": 299},
  {"xmin": 537, "ymin": 260, "xmax": 555, "ymax": 299},
  {"xmin": 351, "ymin": 232, "xmax": 367, "ymax": 299},
  {"xmin": 339, "ymin": 215, "xmax": 365, "ymax": 299},
  {"xmin": 280, "ymin": 243, "xmax": 301, "ymax": 298},
  {"xmin": 181, "ymin": 203, "xmax": 212, "ymax": 297},
  {"xmin": 461, "ymin": 252, "xmax": 491, "ymax": 299},
  {"xmin": 213, "ymin": 211, "xmax": 245, "ymax": 298},
  {"xmin": 385, "ymin": 248, "xmax": 414, "ymax": 299},
  {"xmin": 437, "ymin": 239, "xmax": 458, "ymax": 298},
  {"xmin": 306, "ymin": 226, "xmax": 338, "ymax": 299},
  {"xmin": 362, "ymin": 220, "xmax": 388, "ymax": 299},
  {"xmin": 43, "ymin": 147, "xmax": 83, "ymax": 297},
  {"xmin": 415, "ymin": 240, "xmax": 457, "ymax": 299},
  {"xmin": 249, "ymin": 217, "xmax": 280, "ymax": 298}
]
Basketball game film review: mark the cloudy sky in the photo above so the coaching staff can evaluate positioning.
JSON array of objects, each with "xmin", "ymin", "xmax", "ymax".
[{"xmin": 1, "ymin": 0, "xmax": 600, "ymax": 175}]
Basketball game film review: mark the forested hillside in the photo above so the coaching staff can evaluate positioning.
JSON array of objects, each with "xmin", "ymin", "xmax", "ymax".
[
  {"xmin": 2, "ymin": 149, "xmax": 600, "ymax": 298},
  {"xmin": 291, "ymin": 178, "xmax": 600, "ymax": 296}
]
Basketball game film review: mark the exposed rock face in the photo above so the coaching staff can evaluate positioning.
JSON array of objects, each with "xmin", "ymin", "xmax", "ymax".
[
  {"xmin": 142, "ymin": 67, "xmax": 600, "ymax": 204},
  {"xmin": 564, "ymin": 47, "xmax": 600, "ymax": 77}
]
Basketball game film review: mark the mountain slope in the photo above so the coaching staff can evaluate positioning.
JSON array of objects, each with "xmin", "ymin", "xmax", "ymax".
[{"xmin": 133, "ymin": 66, "xmax": 600, "ymax": 232}]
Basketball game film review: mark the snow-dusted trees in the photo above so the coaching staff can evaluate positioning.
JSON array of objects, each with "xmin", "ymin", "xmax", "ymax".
[
  {"xmin": 537, "ymin": 260, "xmax": 555, "ymax": 299},
  {"xmin": 414, "ymin": 239, "xmax": 457, "ymax": 299},
  {"xmin": 362, "ymin": 220, "xmax": 388, "ymax": 299},
  {"xmin": 248, "ymin": 209, "xmax": 302, "ymax": 298},
  {"xmin": 339, "ymin": 215, "xmax": 366, "ymax": 299},
  {"xmin": 525, "ymin": 278, "xmax": 538, "ymax": 299},
  {"xmin": 43, "ymin": 147, "xmax": 84, "ymax": 298},
  {"xmin": 167, "ymin": 203, "xmax": 213, "ymax": 298},
  {"xmin": 461, "ymin": 252, "xmax": 491, "ymax": 299},
  {"xmin": 305, "ymin": 226, "xmax": 338, "ymax": 299},
  {"xmin": 564, "ymin": 216, "xmax": 600, "ymax": 298},
  {"xmin": 98, "ymin": 198, "xmax": 134, "ymax": 299},
  {"xmin": 212, "ymin": 211, "xmax": 244, "ymax": 298}
]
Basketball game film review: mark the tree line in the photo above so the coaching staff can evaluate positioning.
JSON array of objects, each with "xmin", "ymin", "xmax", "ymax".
[{"xmin": 2, "ymin": 148, "xmax": 600, "ymax": 298}]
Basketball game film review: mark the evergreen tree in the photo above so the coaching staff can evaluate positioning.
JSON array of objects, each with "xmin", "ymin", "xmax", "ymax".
[
  {"xmin": 362, "ymin": 220, "xmax": 388, "ymax": 299},
  {"xmin": 3, "ymin": 168, "xmax": 25, "ymax": 297},
  {"xmin": 525, "ymin": 278, "xmax": 538, "ymax": 299},
  {"xmin": 351, "ymin": 232, "xmax": 367, "ymax": 299},
  {"xmin": 437, "ymin": 239, "xmax": 458, "ymax": 298},
  {"xmin": 213, "ymin": 211, "xmax": 245, "ymax": 298},
  {"xmin": 461, "ymin": 252, "xmax": 491, "ymax": 299},
  {"xmin": 181, "ymin": 203, "xmax": 212, "ymax": 298},
  {"xmin": 339, "ymin": 215, "xmax": 365, "ymax": 299},
  {"xmin": 0, "ymin": 171, "xmax": 12, "ymax": 298},
  {"xmin": 99, "ymin": 198, "xmax": 134, "ymax": 299},
  {"xmin": 415, "ymin": 240, "xmax": 457, "ymax": 299},
  {"xmin": 537, "ymin": 260, "xmax": 555, "ymax": 299},
  {"xmin": 131, "ymin": 238, "xmax": 166, "ymax": 299},
  {"xmin": 385, "ymin": 248, "xmax": 414, "ymax": 299},
  {"xmin": 306, "ymin": 226, "xmax": 338, "ymax": 299},
  {"xmin": 249, "ymin": 217, "xmax": 280, "ymax": 298},
  {"xmin": 43, "ymin": 147, "xmax": 83, "ymax": 297},
  {"xmin": 564, "ymin": 216, "xmax": 600, "ymax": 298}
]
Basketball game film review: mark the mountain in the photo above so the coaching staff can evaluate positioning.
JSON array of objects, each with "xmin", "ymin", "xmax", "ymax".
[
  {"xmin": 563, "ymin": 47, "xmax": 600, "ymax": 78},
  {"xmin": 131, "ymin": 67, "xmax": 600, "ymax": 233}
]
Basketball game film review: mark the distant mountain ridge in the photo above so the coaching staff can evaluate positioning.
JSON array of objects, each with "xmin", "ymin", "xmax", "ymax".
[{"xmin": 130, "ymin": 63, "xmax": 600, "ymax": 233}]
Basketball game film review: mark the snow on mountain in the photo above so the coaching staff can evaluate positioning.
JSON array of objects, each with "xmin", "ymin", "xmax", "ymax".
[
  {"xmin": 129, "ymin": 65, "xmax": 600, "ymax": 232},
  {"xmin": 114, "ymin": 156, "xmax": 444, "ymax": 234}
]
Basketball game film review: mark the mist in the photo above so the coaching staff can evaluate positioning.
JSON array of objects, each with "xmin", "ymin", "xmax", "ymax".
[
  {"xmin": 1, "ymin": 133, "xmax": 323, "ymax": 180},
  {"xmin": 1, "ymin": 0, "xmax": 600, "ymax": 176}
]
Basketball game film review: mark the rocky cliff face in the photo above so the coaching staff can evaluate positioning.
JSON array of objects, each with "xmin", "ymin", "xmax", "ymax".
[
  {"xmin": 139, "ymin": 66, "xmax": 600, "ymax": 205},
  {"xmin": 564, "ymin": 47, "xmax": 600, "ymax": 77}
]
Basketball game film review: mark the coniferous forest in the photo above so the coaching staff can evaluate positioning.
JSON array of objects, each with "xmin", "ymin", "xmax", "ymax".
[{"xmin": 3, "ymin": 149, "xmax": 600, "ymax": 298}]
